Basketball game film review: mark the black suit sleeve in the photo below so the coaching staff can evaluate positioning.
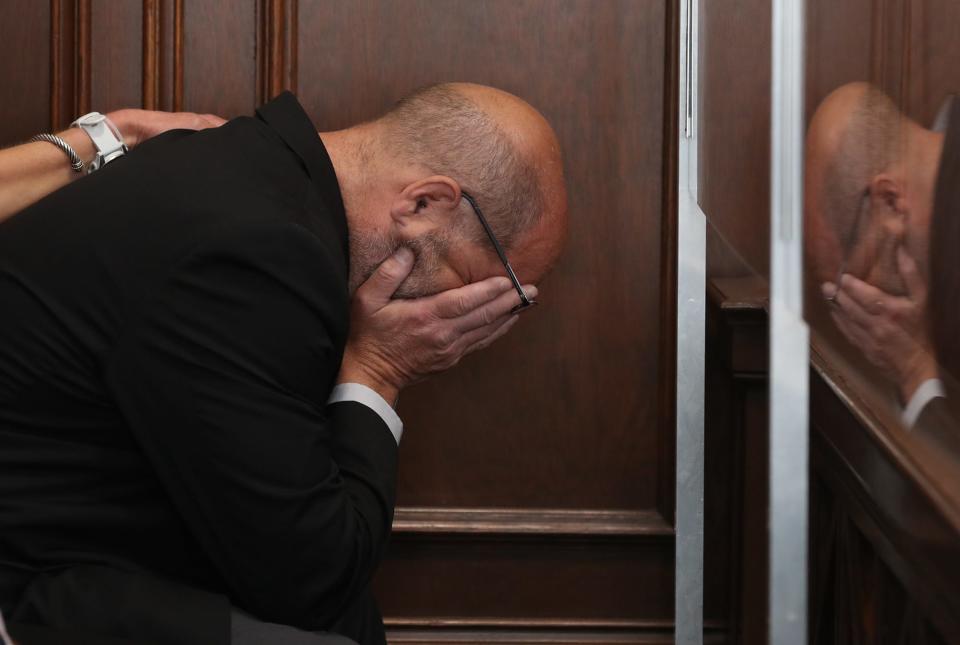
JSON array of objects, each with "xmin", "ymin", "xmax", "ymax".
[
  {"xmin": 103, "ymin": 221, "xmax": 397, "ymax": 631},
  {"xmin": 913, "ymin": 397, "xmax": 960, "ymax": 463}
]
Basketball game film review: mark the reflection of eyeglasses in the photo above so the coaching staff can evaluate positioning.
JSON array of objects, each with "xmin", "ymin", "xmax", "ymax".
[
  {"xmin": 461, "ymin": 191, "xmax": 537, "ymax": 313},
  {"xmin": 827, "ymin": 187, "xmax": 870, "ymax": 301}
]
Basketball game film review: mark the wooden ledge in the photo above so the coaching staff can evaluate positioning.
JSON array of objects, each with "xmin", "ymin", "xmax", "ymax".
[{"xmin": 391, "ymin": 507, "xmax": 673, "ymax": 538}]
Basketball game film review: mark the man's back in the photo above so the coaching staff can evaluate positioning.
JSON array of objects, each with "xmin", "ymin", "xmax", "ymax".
[
  {"xmin": 0, "ymin": 113, "xmax": 311, "ymax": 582},
  {"xmin": 0, "ymin": 95, "xmax": 396, "ymax": 643}
]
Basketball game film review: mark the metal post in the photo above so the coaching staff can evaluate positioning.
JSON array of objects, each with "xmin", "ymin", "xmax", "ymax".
[
  {"xmin": 675, "ymin": 0, "xmax": 705, "ymax": 642},
  {"xmin": 768, "ymin": 1, "xmax": 809, "ymax": 644}
]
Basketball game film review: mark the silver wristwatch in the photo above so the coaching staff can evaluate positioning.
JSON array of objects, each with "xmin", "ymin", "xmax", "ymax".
[{"xmin": 71, "ymin": 112, "xmax": 128, "ymax": 173}]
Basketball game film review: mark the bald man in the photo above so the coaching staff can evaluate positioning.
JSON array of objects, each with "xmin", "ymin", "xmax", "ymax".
[
  {"xmin": 0, "ymin": 85, "xmax": 567, "ymax": 645},
  {"xmin": 805, "ymin": 82, "xmax": 958, "ymax": 446}
]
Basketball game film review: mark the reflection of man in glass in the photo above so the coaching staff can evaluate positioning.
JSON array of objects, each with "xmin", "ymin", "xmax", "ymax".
[{"xmin": 805, "ymin": 82, "xmax": 958, "ymax": 447}]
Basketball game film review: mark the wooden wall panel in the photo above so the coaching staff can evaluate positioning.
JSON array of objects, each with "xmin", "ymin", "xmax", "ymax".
[
  {"xmin": 906, "ymin": 0, "xmax": 960, "ymax": 126},
  {"xmin": 376, "ymin": 535, "xmax": 674, "ymax": 624},
  {"xmin": 180, "ymin": 0, "xmax": 257, "ymax": 117},
  {"xmin": 89, "ymin": 0, "xmax": 142, "ymax": 114},
  {"xmin": 708, "ymin": 275, "xmax": 960, "ymax": 645},
  {"xmin": 0, "ymin": 2, "xmax": 704, "ymax": 642},
  {"xmin": 698, "ymin": 0, "xmax": 771, "ymax": 279},
  {"xmin": 805, "ymin": 0, "xmax": 875, "ymax": 120},
  {"xmin": 0, "ymin": 1, "xmax": 50, "ymax": 144},
  {"xmin": 298, "ymin": 0, "xmax": 670, "ymax": 514}
]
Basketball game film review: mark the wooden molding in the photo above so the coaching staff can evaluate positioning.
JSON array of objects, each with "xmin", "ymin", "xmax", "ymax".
[
  {"xmin": 50, "ymin": 0, "xmax": 90, "ymax": 129},
  {"xmin": 387, "ymin": 619, "xmax": 674, "ymax": 630},
  {"xmin": 142, "ymin": 0, "xmax": 161, "ymax": 109},
  {"xmin": 50, "ymin": 0, "xmax": 70, "ymax": 129},
  {"xmin": 258, "ymin": 0, "xmax": 298, "ymax": 103},
  {"xmin": 384, "ymin": 619, "xmax": 729, "ymax": 645},
  {"xmin": 390, "ymin": 507, "xmax": 673, "ymax": 539},
  {"xmin": 385, "ymin": 631, "xmax": 674, "ymax": 645},
  {"xmin": 655, "ymin": 0, "xmax": 680, "ymax": 526},
  {"xmin": 172, "ymin": 0, "xmax": 183, "ymax": 111},
  {"xmin": 386, "ymin": 634, "xmax": 673, "ymax": 645},
  {"xmin": 76, "ymin": 0, "xmax": 91, "ymax": 116},
  {"xmin": 142, "ymin": 0, "xmax": 182, "ymax": 111}
]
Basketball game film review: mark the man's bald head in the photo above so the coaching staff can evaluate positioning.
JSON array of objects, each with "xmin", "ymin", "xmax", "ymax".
[
  {"xmin": 805, "ymin": 83, "xmax": 907, "ymax": 291},
  {"xmin": 335, "ymin": 83, "xmax": 567, "ymax": 298}
]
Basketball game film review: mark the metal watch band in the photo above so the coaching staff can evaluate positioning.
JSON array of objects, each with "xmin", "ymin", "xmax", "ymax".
[{"xmin": 30, "ymin": 133, "xmax": 85, "ymax": 172}]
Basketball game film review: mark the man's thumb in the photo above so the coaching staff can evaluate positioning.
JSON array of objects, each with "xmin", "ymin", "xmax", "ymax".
[{"xmin": 359, "ymin": 247, "xmax": 415, "ymax": 307}]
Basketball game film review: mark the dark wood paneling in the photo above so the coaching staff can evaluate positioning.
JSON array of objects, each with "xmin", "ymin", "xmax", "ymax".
[
  {"xmin": 705, "ymin": 276, "xmax": 768, "ymax": 645},
  {"xmin": 50, "ymin": 0, "xmax": 81, "ymax": 131},
  {"xmin": 708, "ymin": 273, "xmax": 960, "ymax": 645},
  {"xmin": 0, "ymin": 2, "xmax": 698, "ymax": 641},
  {"xmin": 805, "ymin": 0, "xmax": 875, "ymax": 120},
  {"xmin": 384, "ymin": 627, "xmax": 730, "ymax": 645},
  {"xmin": 810, "ymin": 348, "xmax": 960, "ymax": 643},
  {"xmin": 376, "ymin": 537, "xmax": 673, "ymax": 624},
  {"xmin": 657, "ymin": 0, "xmax": 680, "ymax": 526},
  {"xmin": 0, "ymin": 1, "xmax": 50, "ymax": 145},
  {"xmin": 181, "ymin": 0, "xmax": 257, "ymax": 116},
  {"xmin": 257, "ymin": 0, "xmax": 298, "ymax": 102},
  {"xmin": 388, "ymin": 507, "xmax": 672, "ymax": 538},
  {"xmin": 299, "ymin": 0, "xmax": 670, "ymax": 514},
  {"xmin": 698, "ymin": 0, "xmax": 771, "ymax": 279},
  {"xmin": 809, "ymin": 468, "xmax": 949, "ymax": 645},
  {"xmin": 905, "ymin": 0, "xmax": 960, "ymax": 125},
  {"xmin": 376, "ymin": 508, "xmax": 677, "ymax": 629},
  {"xmin": 90, "ymin": 0, "xmax": 142, "ymax": 113}
]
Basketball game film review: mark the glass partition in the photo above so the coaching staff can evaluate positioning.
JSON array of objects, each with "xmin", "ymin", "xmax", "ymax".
[
  {"xmin": 803, "ymin": 1, "xmax": 960, "ymax": 501},
  {"xmin": 694, "ymin": 1, "xmax": 960, "ymax": 642},
  {"xmin": 698, "ymin": 1, "xmax": 810, "ymax": 642}
]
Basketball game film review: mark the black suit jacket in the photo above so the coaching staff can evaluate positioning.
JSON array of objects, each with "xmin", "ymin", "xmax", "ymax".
[
  {"xmin": 914, "ymin": 397, "xmax": 960, "ymax": 464},
  {"xmin": 0, "ymin": 93, "xmax": 395, "ymax": 645}
]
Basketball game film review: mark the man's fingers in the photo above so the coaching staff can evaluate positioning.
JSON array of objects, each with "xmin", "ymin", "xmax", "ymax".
[
  {"xmin": 431, "ymin": 276, "xmax": 513, "ymax": 318},
  {"xmin": 821, "ymin": 282, "xmax": 840, "ymax": 301},
  {"xmin": 833, "ymin": 286, "xmax": 874, "ymax": 328},
  {"xmin": 830, "ymin": 309, "xmax": 874, "ymax": 355},
  {"xmin": 203, "ymin": 113, "xmax": 227, "ymax": 127},
  {"xmin": 897, "ymin": 246, "xmax": 926, "ymax": 302},
  {"xmin": 839, "ymin": 273, "xmax": 888, "ymax": 314},
  {"xmin": 453, "ymin": 284, "xmax": 538, "ymax": 332},
  {"xmin": 356, "ymin": 247, "xmax": 415, "ymax": 309},
  {"xmin": 460, "ymin": 314, "xmax": 519, "ymax": 357}
]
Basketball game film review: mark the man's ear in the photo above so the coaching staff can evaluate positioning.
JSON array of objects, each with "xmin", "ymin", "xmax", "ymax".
[
  {"xmin": 389, "ymin": 176, "xmax": 462, "ymax": 229},
  {"xmin": 870, "ymin": 173, "xmax": 908, "ymax": 217},
  {"xmin": 869, "ymin": 173, "xmax": 909, "ymax": 237}
]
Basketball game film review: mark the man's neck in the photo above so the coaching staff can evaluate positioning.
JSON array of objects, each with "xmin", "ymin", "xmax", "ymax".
[{"xmin": 319, "ymin": 127, "xmax": 372, "ymax": 232}]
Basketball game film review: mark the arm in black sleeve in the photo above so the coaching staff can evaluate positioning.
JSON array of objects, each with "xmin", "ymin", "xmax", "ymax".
[
  {"xmin": 914, "ymin": 397, "xmax": 960, "ymax": 463},
  {"xmin": 104, "ymin": 221, "xmax": 397, "ymax": 630}
]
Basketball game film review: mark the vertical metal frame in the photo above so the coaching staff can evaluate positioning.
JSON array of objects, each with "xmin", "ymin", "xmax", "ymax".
[
  {"xmin": 769, "ymin": 1, "xmax": 809, "ymax": 644},
  {"xmin": 675, "ymin": 0, "xmax": 705, "ymax": 642}
]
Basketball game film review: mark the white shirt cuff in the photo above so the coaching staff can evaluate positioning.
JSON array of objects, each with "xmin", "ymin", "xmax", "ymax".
[
  {"xmin": 901, "ymin": 378, "xmax": 946, "ymax": 428},
  {"xmin": 327, "ymin": 383, "xmax": 403, "ymax": 445}
]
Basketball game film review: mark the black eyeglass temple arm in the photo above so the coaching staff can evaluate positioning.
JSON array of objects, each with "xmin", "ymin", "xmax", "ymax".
[{"xmin": 461, "ymin": 192, "xmax": 532, "ymax": 305}]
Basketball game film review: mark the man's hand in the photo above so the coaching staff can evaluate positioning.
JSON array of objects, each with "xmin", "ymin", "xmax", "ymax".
[
  {"xmin": 822, "ymin": 246, "xmax": 938, "ymax": 404},
  {"xmin": 106, "ymin": 109, "xmax": 226, "ymax": 149},
  {"xmin": 338, "ymin": 247, "xmax": 535, "ymax": 404}
]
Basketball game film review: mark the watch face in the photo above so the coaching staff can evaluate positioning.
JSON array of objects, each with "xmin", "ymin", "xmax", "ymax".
[{"xmin": 77, "ymin": 112, "xmax": 107, "ymax": 126}]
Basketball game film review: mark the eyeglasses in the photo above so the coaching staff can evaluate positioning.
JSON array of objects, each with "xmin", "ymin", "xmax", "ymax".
[
  {"xmin": 827, "ymin": 187, "xmax": 870, "ymax": 301},
  {"xmin": 461, "ymin": 191, "xmax": 537, "ymax": 313}
]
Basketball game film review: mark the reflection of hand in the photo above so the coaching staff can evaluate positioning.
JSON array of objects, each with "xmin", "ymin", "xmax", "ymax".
[
  {"xmin": 106, "ymin": 109, "xmax": 227, "ymax": 148},
  {"xmin": 822, "ymin": 246, "xmax": 938, "ymax": 404},
  {"xmin": 337, "ymin": 248, "xmax": 534, "ymax": 405}
]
